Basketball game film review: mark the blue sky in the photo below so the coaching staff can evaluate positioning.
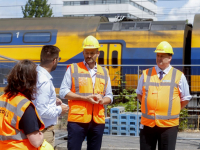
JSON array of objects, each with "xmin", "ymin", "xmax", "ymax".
[
  {"xmin": 0, "ymin": 0, "xmax": 199, "ymax": 24},
  {"xmin": 0, "ymin": 0, "xmax": 63, "ymax": 18}
]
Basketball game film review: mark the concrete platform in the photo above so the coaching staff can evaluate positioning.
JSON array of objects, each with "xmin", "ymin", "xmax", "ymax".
[{"xmin": 55, "ymin": 130, "xmax": 200, "ymax": 150}]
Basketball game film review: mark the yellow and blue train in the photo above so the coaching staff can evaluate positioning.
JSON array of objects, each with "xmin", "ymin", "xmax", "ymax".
[{"xmin": 0, "ymin": 14, "xmax": 200, "ymax": 95}]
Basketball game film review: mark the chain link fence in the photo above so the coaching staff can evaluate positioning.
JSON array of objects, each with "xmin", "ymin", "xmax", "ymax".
[
  {"xmin": 55, "ymin": 64, "xmax": 200, "ymax": 132},
  {"xmin": 0, "ymin": 55, "xmax": 18, "ymax": 93},
  {"xmin": 1, "ymin": 61, "xmax": 200, "ymax": 132}
]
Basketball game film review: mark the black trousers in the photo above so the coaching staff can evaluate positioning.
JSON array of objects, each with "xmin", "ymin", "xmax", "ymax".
[
  {"xmin": 67, "ymin": 119, "xmax": 105, "ymax": 150},
  {"xmin": 140, "ymin": 125, "xmax": 178, "ymax": 150}
]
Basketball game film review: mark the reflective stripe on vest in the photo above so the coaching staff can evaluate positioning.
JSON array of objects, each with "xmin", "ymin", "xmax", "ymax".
[
  {"xmin": 142, "ymin": 67, "xmax": 179, "ymax": 120},
  {"xmin": 0, "ymin": 99, "xmax": 28, "ymax": 128},
  {"xmin": 0, "ymin": 129, "xmax": 27, "ymax": 141},
  {"xmin": 0, "ymin": 98, "xmax": 29, "ymax": 141},
  {"xmin": 0, "ymin": 95, "xmax": 45, "ymax": 142},
  {"xmin": 72, "ymin": 63, "xmax": 108, "ymax": 97}
]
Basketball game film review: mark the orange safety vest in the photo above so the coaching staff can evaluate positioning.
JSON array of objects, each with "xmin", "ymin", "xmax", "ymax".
[
  {"xmin": 68, "ymin": 62, "xmax": 109, "ymax": 124},
  {"xmin": 0, "ymin": 93, "xmax": 45, "ymax": 150},
  {"xmin": 141, "ymin": 67, "xmax": 182, "ymax": 127}
]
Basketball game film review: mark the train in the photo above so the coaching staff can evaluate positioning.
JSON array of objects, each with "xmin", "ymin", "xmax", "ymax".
[{"xmin": 0, "ymin": 14, "xmax": 200, "ymax": 100}]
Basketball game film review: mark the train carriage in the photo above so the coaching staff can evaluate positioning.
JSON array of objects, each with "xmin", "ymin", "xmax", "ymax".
[
  {"xmin": 191, "ymin": 14, "xmax": 200, "ymax": 93},
  {"xmin": 0, "ymin": 16, "xmax": 108, "ymax": 91},
  {"xmin": 96, "ymin": 20, "xmax": 192, "ymax": 90},
  {"xmin": 0, "ymin": 15, "xmax": 199, "ymax": 99}
]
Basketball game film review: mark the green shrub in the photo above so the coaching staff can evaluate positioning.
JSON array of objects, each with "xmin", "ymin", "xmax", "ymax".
[
  {"xmin": 107, "ymin": 71, "xmax": 140, "ymax": 116},
  {"xmin": 179, "ymin": 108, "xmax": 188, "ymax": 131}
]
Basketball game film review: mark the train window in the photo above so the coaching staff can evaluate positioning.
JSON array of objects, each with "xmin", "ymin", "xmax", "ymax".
[
  {"xmin": 171, "ymin": 25, "xmax": 177, "ymax": 30},
  {"xmin": 136, "ymin": 23, "xmax": 150, "ymax": 30},
  {"xmin": 151, "ymin": 25, "xmax": 171, "ymax": 30},
  {"xmin": 112, "ymin": 51, "xmax": 118, "ymax": 68},
  {"xmin": 98, "ymin": 51, "xmax": 104, "ymax": 65},
  {"xmin": 151, "ymin": 24, "xmax": 185, "ymax": 30},
  {"xmin": 23, "ymin": 32, "xmax": 51, "ymax": 43},
  {"xmin": 121, "ymin": 23, "xmax": 135, "ymax": 30},
  {"xmin": 151, "ymin": 21, "xmax": 185, "ymax": 30},
  {"xmin": 0, "ymin": 33, "xmax": 12, "ymax": 43},
  {"xmin": 98, "ymin": 23, "xmax": 113, "ymax": 31}
]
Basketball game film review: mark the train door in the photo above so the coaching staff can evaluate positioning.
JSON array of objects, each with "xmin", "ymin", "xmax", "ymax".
[{"xmin": 97, "ymin": 43, "xmax": 122, "ymax": 87}]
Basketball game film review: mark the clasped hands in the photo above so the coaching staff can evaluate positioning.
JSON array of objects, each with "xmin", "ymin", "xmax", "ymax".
[{"xmin": 86, "ymin": 94, "xmax": 104, "ymax": 104}]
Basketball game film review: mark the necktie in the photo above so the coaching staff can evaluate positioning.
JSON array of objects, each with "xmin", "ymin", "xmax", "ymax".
[{"xmin": 159, "ymin": 71, "xmax": 164, "ymax": 80}]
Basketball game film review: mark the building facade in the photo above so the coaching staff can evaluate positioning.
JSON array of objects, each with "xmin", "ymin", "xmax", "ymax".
[{"xmin": 62, "ymin": 0, "xmax": 157, "ymax": 22}]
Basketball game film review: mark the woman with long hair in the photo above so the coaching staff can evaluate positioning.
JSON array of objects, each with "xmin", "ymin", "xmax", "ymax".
[{"xmin": 0, "ymin": 59, "xmax": 45, "ymax": 150}]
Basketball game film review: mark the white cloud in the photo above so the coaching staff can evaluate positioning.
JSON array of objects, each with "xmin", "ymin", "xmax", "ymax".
[{"xmin": 164, "ymin": 0, "xmax": 200, "ymax": 24}]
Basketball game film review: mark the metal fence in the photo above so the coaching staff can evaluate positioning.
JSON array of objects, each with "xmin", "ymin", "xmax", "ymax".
[
  {"xmin": 106, "ymin": 64, "xmax": 200, "ymax": 131},
  {"xmin": 1, "ymin": 60, "xmax": 200, "ymax": 133},
  {"xmin": 55, "ymin": 64, "xmax": 200, "ymax": 132},
  {"xmin": 0, "ymin": 55, "xmax": 18, "ymax": 93}
]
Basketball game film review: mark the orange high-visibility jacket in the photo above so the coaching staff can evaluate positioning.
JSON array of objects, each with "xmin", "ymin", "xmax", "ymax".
[
  {"xmin": 0, "ymin": 93, "xmax": 45, "ymax": 150},
  {"xmin": 141, "ymin": 67, "xmax": 182, "ymax": 127},
  {"xmin": 68, "ymin": 62, "xmax": 109, "ymax": 124}
]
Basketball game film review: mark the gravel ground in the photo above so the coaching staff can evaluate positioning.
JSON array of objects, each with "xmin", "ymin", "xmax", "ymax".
[{"xmin": 55, "ymin": 130, "xmax": 200, "ymax": 150}]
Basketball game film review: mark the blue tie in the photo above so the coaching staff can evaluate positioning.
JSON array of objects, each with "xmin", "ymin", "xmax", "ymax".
[{"xmin": 159, "ymin": 71, "xmax": 164, "ymax": 80}]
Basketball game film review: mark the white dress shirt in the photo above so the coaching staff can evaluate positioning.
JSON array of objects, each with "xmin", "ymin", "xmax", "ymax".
[
  {"xmin": 59, "ymin": 60, "xmax": 113, "ymax": 103},
  {"xmin": 32, "ymin": 65, "xmax": 62, "ymax": 128},
  {"xmin": 136, "ymin": 65, "xmax": 192, "ymax": 101}
]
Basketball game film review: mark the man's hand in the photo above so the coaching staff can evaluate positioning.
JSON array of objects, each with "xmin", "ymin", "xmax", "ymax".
[
  {"xmin": 60, "ymin": 104, "xmax": 69, "ymax": 115},
  {"xmin": 137, "ymin": 94, "xmax": 142, "ymax": 103},
  {"xmin": 96, "ymin": 94, "xmax": 104, "ymax": 104},
  {"xmin": 181, "ymin": 100, "xmax": 189, "ymax": 110},
  {"xmin": 56, "ymin": 97, "xmax": 62, "ymax": 106},
  {"xmin": 86, "ymin": 95, "xmax": 99, "ymax": 104},
  {"xmin": 98, "ymin": 99, "xmax": 104, "ymax": 105}
]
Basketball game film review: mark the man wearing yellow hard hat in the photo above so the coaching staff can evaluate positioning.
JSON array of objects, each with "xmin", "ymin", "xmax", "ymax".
[
  {"xmin": 136, "ymin": 41, "xmax": 191, "ymax": 150},
  {"xmin": 60, "ymin": 35, "xmax": 113, "ymax": 150}
]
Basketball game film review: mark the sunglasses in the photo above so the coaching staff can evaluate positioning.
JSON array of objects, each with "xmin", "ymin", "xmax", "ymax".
[{"xmin": 58, "ymin": 57, "xmax": 61, "ymax": 62}]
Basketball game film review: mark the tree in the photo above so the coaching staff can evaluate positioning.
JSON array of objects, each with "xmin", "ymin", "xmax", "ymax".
[{"xmin": 22, "ymin": 0, "xmax": 53, "ymax": 18}]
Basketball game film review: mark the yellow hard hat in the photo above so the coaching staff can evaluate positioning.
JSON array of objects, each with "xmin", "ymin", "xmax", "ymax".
[
  {"xmin": 40, "ymin": 139, "xmax": 54, "ymax": 150},
  {"xmin": 82, "ymin": 35, "xmax": 100, "ymax": 49},
  {"xmin": 154, "ymin": 41, "xmax": 174, "ymax": 55}
]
